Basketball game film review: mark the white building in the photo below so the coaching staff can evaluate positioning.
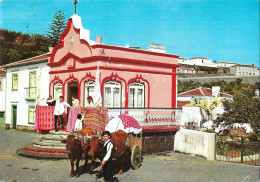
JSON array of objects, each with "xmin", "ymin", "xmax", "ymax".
[
  {"xmin": 0, "ymin": 69, "xmax": 6, "ymax": 112},
  {"xmin": 1, "ymin": 54, "xmax": 50, "ymax": 130},
  {"xmin": 230, "ymin": 64, "xmax": 260, "ymax": 76},
  {"xmin": 0, "ymin": 69, "xmax": 6, "ymax": 125},
  {"xmin": 218, "ymin": 62, "xmax": 237, "ymax": 67},
  {"xmin": 178, "ymin": 57, "xmax": 217, "ymax": 67},
  {"xmin": 177, "ymin": 67, "xmax": 195, "ymax": 74},
  {"xmin": 147, "ymin": 43, "xmax": 166, "ymax": 53}
]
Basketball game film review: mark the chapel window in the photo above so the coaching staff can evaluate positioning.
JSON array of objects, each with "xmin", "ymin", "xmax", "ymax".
[
  {"xmin": 84, "ymin": 81, "xmax": 95, "ymax": 107},
  {"xmin": 129, "ymin": 82, "xmax": 144, "ymax": 108},
  {"xmin": 103, "ymin": 81, "xmax": 121, "ymax": 108},
  {"xmin": 53, "ymin": 83, "xmax": 63, "ymax": 101}
]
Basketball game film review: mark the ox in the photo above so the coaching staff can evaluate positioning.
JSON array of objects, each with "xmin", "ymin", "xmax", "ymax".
[
  {"xmin": 61, "ymin": 128, "xmax": 95, "ymax": 178},
  {"xmin": 88, "ymin": 130, "xmax": 129, "ymax": 174}
]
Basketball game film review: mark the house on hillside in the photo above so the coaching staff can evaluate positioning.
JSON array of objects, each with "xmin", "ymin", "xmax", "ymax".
[
  {"xmin": 1, "ymin": 54, "xmax": 50, "ymax": 130},
  {"xmin": 177, "ymin": 67, "xmax": 195, "ymax": 74},
  {"xmin": 177, "ymin": 86, "xmax": 233, "ymax": 127},
  {"xmin": 177, "ymin": 86, "xmax": 233, "ymax": 105},
  {"xmin": 178, "ymin": 57, "xmax": 217, "ymax": 68},
  {"xmin": 0, "ymin": 69, "xmax": 6, "ymax": 126},
  {"xmin": 230, "ymin": 64, "xmax": 260, "ymax": 76}
]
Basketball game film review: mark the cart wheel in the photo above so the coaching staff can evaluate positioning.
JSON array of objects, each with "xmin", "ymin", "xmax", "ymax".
[{"xmin": 131, "ymin": 145, "xmax": 141, "ymax": 170}]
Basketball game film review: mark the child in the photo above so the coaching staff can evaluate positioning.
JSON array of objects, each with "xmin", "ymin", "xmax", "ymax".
[{"xmin": 74, "ymin": 113, "xmax": 84, "ymax": 132}]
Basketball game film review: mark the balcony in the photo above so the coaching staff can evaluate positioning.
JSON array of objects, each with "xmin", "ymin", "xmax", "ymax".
[
  {"xmin": 24, "ymin": 87, "xmax": 37, "ymax": 101},
  {"xmin": 107, "ymin": 108, "xmax": 182, "ymax": 128}
]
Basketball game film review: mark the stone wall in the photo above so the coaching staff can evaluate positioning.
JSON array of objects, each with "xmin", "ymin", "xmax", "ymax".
[
  {"xmin": 142, "ymin": 131, "xmax": 176, "ymax": 154},
  {"xmin": 178, "ymin": 75, "xmax": 260, "ymax": 84},
  {"xmin": 174, "ymin": 129, "xmax": 216, "ymax": 160}
]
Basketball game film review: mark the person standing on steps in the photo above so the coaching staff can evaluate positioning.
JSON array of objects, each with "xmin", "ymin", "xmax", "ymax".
[{"xmin": 54, "ymin": 96, "xmax": 70, "ymax": 132}]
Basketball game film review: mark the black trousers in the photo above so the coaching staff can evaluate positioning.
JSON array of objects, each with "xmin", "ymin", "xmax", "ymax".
[
  {"xmin": 103, "ymin": 160, "xmax": 113, "ymax": 182},
  {"xmin": 54, "ymin": 115, "xmax": 63, "ymax": 130}
]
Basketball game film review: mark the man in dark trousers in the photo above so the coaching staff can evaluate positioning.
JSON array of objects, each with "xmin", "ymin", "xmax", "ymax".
[
  {"xmin": 101, "ymin": 131, "xmax": 114, "ymax": 182},
  {"xmin": 53, "ymin": 96, "xmax": 70, "ymax": 132}
]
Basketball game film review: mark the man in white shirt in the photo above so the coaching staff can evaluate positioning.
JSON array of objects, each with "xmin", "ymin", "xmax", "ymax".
[
  {"xmin": 54, "ymin": 96, "xmax": 70, "ymax": 132},
  {"xmin": 101, "ymin": 131, "xmax": 114, "ymax": 181}
]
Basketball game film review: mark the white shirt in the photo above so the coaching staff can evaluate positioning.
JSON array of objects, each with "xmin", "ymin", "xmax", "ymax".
[
  {"xmin": 103, "ymin": 139, "xmax": 113, "ymax": 162},
  {"xmin": 74, "ymin": 115, "xmax": 84, "ymax": 131},
  {"xmin": 54, "ymin": 101, "xmax": 70, "ymax": 115},
  {"xmin": 86, "ymin": 102, "xmax": 94, "ymax": 107},
  {"xmin": 72, "ymin": 99, "xmax": 80, "ymax": 107}
]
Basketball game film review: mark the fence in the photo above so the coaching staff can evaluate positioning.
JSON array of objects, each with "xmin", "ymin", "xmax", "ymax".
[
  {"xmin": 216, "ymin": 135, "xmax": 259, "ymax": 166},
  {"xmin": 107, "ymin": 108, "xmax": 182, "ymax": 127}
]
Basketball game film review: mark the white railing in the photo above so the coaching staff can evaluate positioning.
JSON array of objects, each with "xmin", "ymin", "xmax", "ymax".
[{"xmin": 107, "ymin": 108, "xmax": 182, "ymax": 127}]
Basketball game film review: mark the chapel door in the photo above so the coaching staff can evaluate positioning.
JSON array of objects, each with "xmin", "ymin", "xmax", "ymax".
[{"xmin": 68, "ymin": 82, "xmax": 78, "ymax": 106}]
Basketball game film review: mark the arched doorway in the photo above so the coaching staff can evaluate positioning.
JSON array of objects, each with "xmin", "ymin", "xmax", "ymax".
[{"xmin": 68, "ymin": 81, "xmax": 78, "ymax": 106}]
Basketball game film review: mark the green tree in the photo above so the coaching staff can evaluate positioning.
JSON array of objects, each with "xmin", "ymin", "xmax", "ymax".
[
  {"xmin": 214, "ymin": 87, "xmax": 260, "ymax": 134},
  {"xmin": 47, "ymin": 10, "xmax": 66, "ymax": 47}
]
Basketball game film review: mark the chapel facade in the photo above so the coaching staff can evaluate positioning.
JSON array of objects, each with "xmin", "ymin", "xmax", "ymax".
[{"xmin": 48, "ymin": 14, "xmax": 180, "ymax": 108}]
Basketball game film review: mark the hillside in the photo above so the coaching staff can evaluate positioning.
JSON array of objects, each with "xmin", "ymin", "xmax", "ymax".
[{"xmin": 0, "ymin": 29, "xmax": 50, "ymax": 66}]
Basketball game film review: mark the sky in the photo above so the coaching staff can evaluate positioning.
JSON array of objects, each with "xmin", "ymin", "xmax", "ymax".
[{"xmin": 0, "ymin": 0, "xmax": 259, "ymax": 67}]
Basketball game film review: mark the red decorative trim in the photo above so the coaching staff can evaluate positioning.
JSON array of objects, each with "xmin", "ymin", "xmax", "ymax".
[
  {"xmin": 79, "ymin": 72, "xmax": 95, "ymax": 86},
  {"xmin": 127, "ymin": 74, "xmax": 150, "ymax": 107},
  {"xmin": 142, "ymin": 126, "xmax": 180, "ymax": 133},
  {"xmin": 91, "ymin": 44, "xmax": 179, "ymax": 59},
  {"xmin": 49, "ymin": 75, "xmax": 64, "ymax": 96},
  {"xmin": 79, "ymin": 72, "xmax": 96, "ymax": 106},
  {"xmin": 64, "ymin": 74, "xmax": 80, "ymax": 101},
  {"xmin": 171, "ymin": 69, "xmax": 177, "ymax": 108},
  {"xmin": 101, "ymin": 73, "xmax": 127, "ymax": 108},
  {"xmin": 48, "ymin": 55, "xmax": 180, "ymax": 69},
  {"xmin": 49, "ymin": 18, "xmax": 92, "ymax": 63},
  {"xmin": 49, "ymin": 66, "xmax": 177, "ymax": 76}
]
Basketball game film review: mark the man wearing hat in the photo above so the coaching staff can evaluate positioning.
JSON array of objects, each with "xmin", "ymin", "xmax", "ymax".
[{"xmin": 101, "ymin": 131, "xmax": 114, "ymax": 181}]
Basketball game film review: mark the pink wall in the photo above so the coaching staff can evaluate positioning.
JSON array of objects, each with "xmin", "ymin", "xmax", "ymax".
[{"xmin": 48, "ymin": 17, "xmax": 179, "ymax": 108}]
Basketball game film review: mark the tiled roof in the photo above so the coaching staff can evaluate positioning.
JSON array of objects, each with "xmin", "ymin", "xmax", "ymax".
[
  {"xmin": 178, "ymin": 87, "xmax": 233, "ymax": 97},
  {"xmin": 219, "ymin": 62, "xmax": 236, "ymax": 64},
  {"xmin": 232, "ymin": 64, "xmax": 257, "ymax": 68},
  {"xmin": 190, "ymin": 57, "xmax": 210, "ymax": 60},
  {"xmin": 1, "ymin": 53, "xmax": 48, "ymax": 68},
  {"xmin": 0, "ymin": 69, "xmax": 6, "ymax": 75},
  {"xmin": 177, "ymin": 101, "xmax": 190, "ymax": 108}
]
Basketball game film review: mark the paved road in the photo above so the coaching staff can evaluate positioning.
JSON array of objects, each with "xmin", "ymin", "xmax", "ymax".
[{"xmin": 0, "ymin": 129, "xmax": 259, "ymax": 182}]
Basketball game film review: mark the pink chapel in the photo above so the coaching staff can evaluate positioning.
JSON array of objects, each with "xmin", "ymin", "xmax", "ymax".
[{"xmin": 48, "ymin": 14, "xmax": 180, "ymax": 108}]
